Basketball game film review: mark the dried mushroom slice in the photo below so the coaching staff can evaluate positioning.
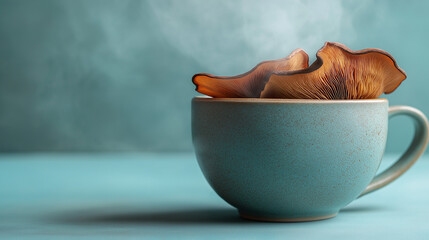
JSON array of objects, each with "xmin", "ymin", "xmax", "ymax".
[
  {"xmin": 261, "ymin": 42, "xmax": 407, "ymax": 99},
  {"xmin": 192, "ymin": 49, "xmax": 309, "ymax": 98}
]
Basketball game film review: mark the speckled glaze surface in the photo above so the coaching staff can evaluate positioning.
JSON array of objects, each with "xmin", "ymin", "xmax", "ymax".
[{"xmin": 192, "ymin": 97, "xmax": 429, "ymax": 222}]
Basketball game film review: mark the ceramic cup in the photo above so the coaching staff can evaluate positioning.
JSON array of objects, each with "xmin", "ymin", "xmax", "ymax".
[{"xmin": 192, "ymin": 97, "xmax": 429, "ymax": 222}]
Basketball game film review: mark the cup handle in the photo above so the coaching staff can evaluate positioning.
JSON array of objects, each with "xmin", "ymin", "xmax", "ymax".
[{"xmin": 359, "ymin": 105, "xmax": 429, "ymax": 197}]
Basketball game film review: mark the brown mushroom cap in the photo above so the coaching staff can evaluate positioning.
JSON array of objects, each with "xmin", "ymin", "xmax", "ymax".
[
  {"xmin": 192, "ymin": 49, "xmax": 309, "ymax": 98},
  {"xmin": 261, "ymin": 42, "xmax": 407, "ymax": 99}
]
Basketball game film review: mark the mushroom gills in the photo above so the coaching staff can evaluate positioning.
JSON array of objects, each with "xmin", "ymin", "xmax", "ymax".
[
  {"xmin": 192, "ymin": 49, "xmax": 309, "ymax": 98},
  {"xmin": 261, "ymin": 42, "xmax": 407, "ymax": 99}
]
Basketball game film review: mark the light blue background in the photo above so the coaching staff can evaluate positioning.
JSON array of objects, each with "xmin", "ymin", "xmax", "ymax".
[{"xmin": 0, "ymin": 0, "xmax": 427, "ymax": 153}]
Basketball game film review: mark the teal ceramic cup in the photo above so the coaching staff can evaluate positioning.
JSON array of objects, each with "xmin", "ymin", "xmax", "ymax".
[{"xmin": 192, "ymin": 97, "xmax": 429, "ymax": 222}]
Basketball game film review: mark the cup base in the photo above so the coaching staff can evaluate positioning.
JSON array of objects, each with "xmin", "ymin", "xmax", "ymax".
[{"xmin": 239, "ymin": 212, "xmax": 338, "ymax": 222}]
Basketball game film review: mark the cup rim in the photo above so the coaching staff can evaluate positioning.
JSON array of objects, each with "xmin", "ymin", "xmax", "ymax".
[{"xmin": 193, "ymin": 96, "xmax": 388, "ymax": 104}]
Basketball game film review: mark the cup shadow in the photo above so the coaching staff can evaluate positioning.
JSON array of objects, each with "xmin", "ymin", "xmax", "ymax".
[
  {"xmin": 49, "ymin": 206, "xmax": 250, "ymax": 225},
  {"xmin": 49, "ymin": 204, "xmax": 386, "ymax": 225},
  {"xmin": 340, "ymin": 204, "xmax": 388, "ymax": 213}
]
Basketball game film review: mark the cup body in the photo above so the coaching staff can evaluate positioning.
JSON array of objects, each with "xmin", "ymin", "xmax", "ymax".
[{"xmin": 192, "ymin": 97, "xmax": 388, "ymax": 221}]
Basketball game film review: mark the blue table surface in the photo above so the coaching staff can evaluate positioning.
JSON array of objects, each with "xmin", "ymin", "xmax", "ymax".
[{"xmin": 0, "ymin": 153, "xmax": 428, "ymax": 240}]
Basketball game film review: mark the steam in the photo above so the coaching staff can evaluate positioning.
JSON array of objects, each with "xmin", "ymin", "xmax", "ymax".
[
  {"xmin": 148, "ymin": 0, "xmax": 359, "ymax": 75},
  {"xmin": 0, "ymin": 0, "xmax": 375, "ymax": 152}
]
